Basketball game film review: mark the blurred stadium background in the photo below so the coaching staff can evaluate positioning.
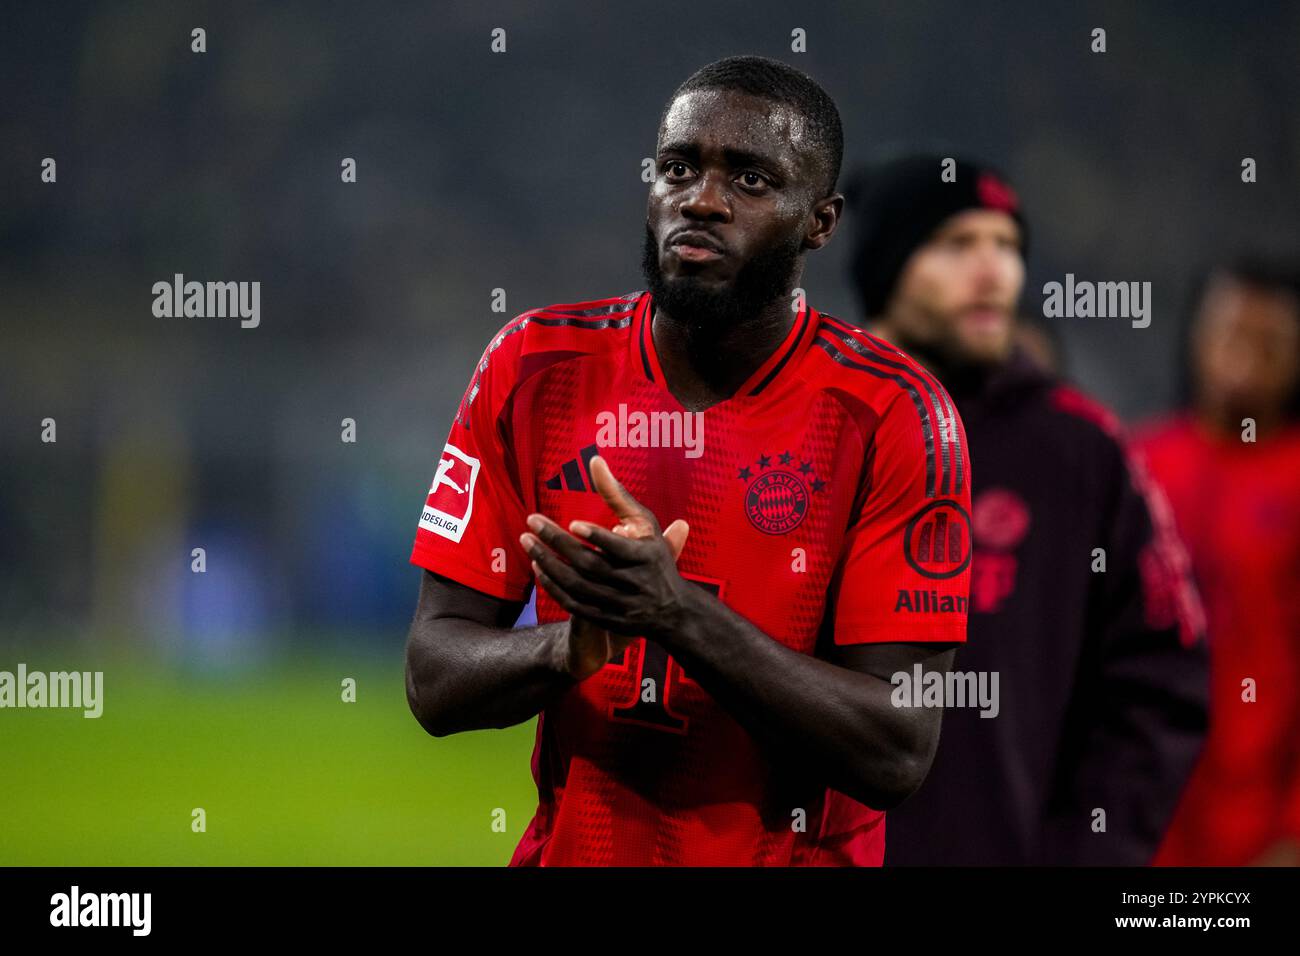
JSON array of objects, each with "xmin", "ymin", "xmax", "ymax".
[{"xmin": 2, "ymin": 2, "xmax": 1297, "ymax": 864}]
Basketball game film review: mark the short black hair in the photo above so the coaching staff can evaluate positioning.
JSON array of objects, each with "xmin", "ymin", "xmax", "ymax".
[{"xmin": 660, "ymin": 55, "xmax": 844, "ymax": 198}]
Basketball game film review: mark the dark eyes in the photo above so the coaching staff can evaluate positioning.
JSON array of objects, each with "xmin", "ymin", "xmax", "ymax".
[{"xmin": 660, "ymin": 162, "xmax": 771, "ymax": 191}]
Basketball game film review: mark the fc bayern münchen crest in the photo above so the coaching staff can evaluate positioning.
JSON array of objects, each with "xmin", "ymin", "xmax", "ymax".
[{"xmin": 738, "ymin": 450, "xmax": 824, "ymax": 535}]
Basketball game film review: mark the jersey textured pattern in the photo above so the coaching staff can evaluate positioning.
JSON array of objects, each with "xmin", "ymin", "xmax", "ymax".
[{"xmin": 410, "ymin": 290, "xmax": 972, "ymax": 865}]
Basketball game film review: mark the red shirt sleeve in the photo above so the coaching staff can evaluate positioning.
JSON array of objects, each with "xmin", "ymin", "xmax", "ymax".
[
  {"xmin": 827, "ymin": 388, "xmax": 973, "ymax": 645},
  {"xmin": 408, "ymin": 324, "xmax": 533, "ymax": 603}
]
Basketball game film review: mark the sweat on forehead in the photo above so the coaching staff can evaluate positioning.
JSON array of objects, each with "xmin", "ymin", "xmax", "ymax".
[
  {"xmin": 658, "ymin": 91, "xmax": 822, "ymax": 194},
  {"xmin": 660, "ymin": 89, "xmax": 811, "ymax": 149}
]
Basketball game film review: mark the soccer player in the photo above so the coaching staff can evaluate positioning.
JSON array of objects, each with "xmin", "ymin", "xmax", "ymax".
[
  {"xmin": 1134, "ymin": 257, "xmax": 1300, "ymax": 866},
  {"xmin": 844, "ymin": 153, "xmax": 1210, "ymax": 865},
  {"xmin": 404, "ymin": 56, "xmax": 973, "ymax": 866}
]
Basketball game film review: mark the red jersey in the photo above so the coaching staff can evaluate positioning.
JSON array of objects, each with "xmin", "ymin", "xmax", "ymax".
[
  {"xmin": 1134, "ymin": 414, "xmax": 1300, "ymax": 865},
  {"xmin": 409, "ymin": 291, "xmax": 972, "ymax": 865}
]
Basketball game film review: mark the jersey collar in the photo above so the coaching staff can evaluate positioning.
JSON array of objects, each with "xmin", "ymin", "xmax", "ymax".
[{"xmin": 631, "ymin": 290, "xmax": 818, "ymax": 400}]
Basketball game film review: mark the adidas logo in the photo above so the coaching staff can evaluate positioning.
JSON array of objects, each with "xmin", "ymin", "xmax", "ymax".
[{"xmin": 544, "ymin": 443, "xmax": 601, "ymax": 492}]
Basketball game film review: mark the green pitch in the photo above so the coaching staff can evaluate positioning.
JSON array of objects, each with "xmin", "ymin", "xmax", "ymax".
[{"xmin": 0, "ymin": 650, "xmax": 538, "ymax": 865}]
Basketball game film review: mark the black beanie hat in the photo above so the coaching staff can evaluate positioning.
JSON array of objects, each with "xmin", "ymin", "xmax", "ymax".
[{"xmin": 845, "ymin": 154, "xmax": 1028, "ymax": 318}]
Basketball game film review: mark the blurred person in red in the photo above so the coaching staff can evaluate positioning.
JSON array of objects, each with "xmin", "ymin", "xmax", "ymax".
[{"xmin": 1135, "ymin": 256, "xmax": 1300, "ymax": 866}]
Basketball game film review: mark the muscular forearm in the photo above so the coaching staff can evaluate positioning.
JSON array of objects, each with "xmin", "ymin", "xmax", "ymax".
[
  {"xmin": 405, "ymin": 617, "xmax": 576, "ymax": 736},
  {"xmin": 657, "ymin": 588, "xmax": 933, "ymax": 810}
]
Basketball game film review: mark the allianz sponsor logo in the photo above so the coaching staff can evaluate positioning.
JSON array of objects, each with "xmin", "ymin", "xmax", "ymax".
[
  {"xmin": 595, "ymin": 403, "xmax": 704, "ymax": 459},
  {"xmin": 890, "ymin": 664, "xmax": 1000, "ymax": 719},
  {"xmin": 895, "ymin": 588, "xmax": 968, "ymax": 614}
]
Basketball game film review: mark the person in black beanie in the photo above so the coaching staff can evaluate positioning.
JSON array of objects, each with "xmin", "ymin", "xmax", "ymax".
[{"xmin": 844, "ymin": 153, "xmax": 1210, "ymax": 865}]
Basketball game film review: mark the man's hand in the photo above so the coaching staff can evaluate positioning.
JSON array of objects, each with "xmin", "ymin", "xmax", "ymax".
[
  {"xmin": 558, "ymin": 518, "xmax": 688, "ymax": 681},
  {"xmin": 520, "ymin": 455, "xmax": 689, "ymax": 680}
]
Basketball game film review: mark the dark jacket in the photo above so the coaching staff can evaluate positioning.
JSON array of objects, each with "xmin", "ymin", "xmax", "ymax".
[{"xmin": 884, "ymin": 346, "xmax": 1210, "ymax": 865}]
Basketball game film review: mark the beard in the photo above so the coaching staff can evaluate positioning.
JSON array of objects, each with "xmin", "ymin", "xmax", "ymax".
[
  {"xmin": 640, "ymin": 223, "xmax": 804, "ymax": 352},
  {"xmin": 898, "ymin": 302, "xmax": 1016, "ymax": 381}
]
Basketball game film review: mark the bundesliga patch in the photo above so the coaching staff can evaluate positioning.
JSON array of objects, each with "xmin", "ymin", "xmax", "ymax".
[{"xmin": 419, "ymin": 443, "xmax": 480, "ymax": 543}]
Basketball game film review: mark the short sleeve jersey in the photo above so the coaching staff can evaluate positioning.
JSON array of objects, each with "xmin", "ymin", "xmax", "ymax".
[{"xmin": 410, "ymin": 291, "xmax": 972, "ymax": 865}]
